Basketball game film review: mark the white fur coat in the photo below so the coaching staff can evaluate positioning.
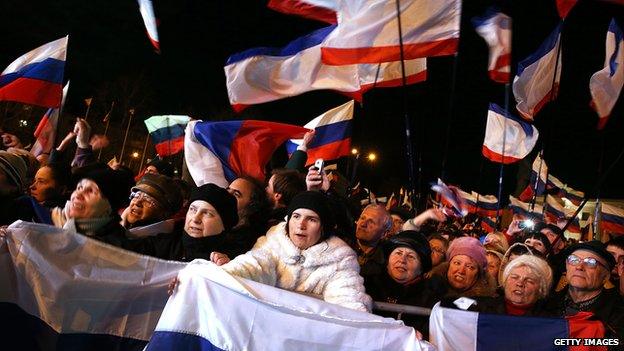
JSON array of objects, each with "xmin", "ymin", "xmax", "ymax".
[{"xmin": 223, "ymin": 222, "xmax": 372, "ymax": 312}]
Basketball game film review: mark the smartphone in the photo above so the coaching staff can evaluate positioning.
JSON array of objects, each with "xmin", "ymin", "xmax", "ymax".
[{"xmin": 314, "ymin": 158, "xmax": 324, "ymax": 172}]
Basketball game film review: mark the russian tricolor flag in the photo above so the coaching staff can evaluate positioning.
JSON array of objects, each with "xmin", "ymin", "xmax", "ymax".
[
  {"xmin": 147, "ymin": 261, "xmax": 434, "ymax": 351},
  {"xmin": 472, "ymin": 8, "xmax": 512, "ymax": 84},
  {"xmin": 590, "ymin": 19, "xmax": 624, "ymax": 130},
  {"xmin": 144, "ymin": 115, "xmax": 190, "ymax": 156},
  {"xmin": 432, "ymin": 179, "xmax": 468, "ymax": 217},
  {"xmin": 31, "ymin": 82, "xmax": 70, "ymax": 157},
  {"xmin": 0, "ymin": 36, "xmax": 67, "ymax": 108},
  {"xmin": 286, "ymin": 100, "xmax": 353, "ymax": 166},
  {"xmin": 508, "ymin": 195, "xmax": 544, "ymax": 218},
  {"xmin": 471, "ymin": 191, "xmax": 499, "ymax": 218},
  {"xmin": 137, "ymin": 0, "xmax": 160, "ymax": 53},
  {"xmin": 562, "ymin": 186, "xmax": 584, "ymax": 206},
  {"xmin": 482, "ymin": 103, "xmax": 539, "ymax": 164},
  {"xmin": 600, "ymin": 203, "xmax": 624, "ymax": 235},
  {"xmin": 513, "ymin": 24, "xmax": 562, "ymax": 120},
  {"xmin": 430, "ymin": 303, "xmax": 606, "ymax": 351},
  {"xmin": 185, "ymin": 120, "xmax": 308, "ymax": 188},
  {"xmin": 544, "ymin": 195, "xmax": 580, "ymax": 233},
  {"xmin": 321, "ymin": 0, "xmax": 460, "ymax": 65}
]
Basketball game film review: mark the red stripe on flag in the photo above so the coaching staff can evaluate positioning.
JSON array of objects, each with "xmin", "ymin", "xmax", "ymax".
[
  {"xmin": 267, "ymin": 0, "xmax": 337, "ymax": 24},
  {"xmin": 360, "ymin": 70, "xmax": 427, "ymax": 92},
  {"xmin": 304, "ymin": 138, "xmax": 352, "ymax": 167},
  {"xmin": 155, "ymin": 136, "xmax": 184, "ymax": 156},
  {"xmin": 321, "ymin": 38, "xmax": 459, "ymax": 65},
  {"xmin": 0, "ymin": 78, "xmax": 62, "ymax": 108},
  {"xmin": 482, "ymin": 145, "xmax": 522, "ymax": 164}
]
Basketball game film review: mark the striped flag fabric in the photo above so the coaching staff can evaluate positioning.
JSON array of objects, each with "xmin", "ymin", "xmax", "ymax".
[
  {"xmin": 185, "ymin": 120, "xmax": 308, "ymax": 187},
  {"xmin": 137, "ymin": 0, "xmax": 160, "ymax": 53},
  {"xmin": 590, "ymin": 19, "xmax": 624, "ymax": 130},
  {"xmin": 30, "ymin": 82, "xmax": 70, "ymax": 157},
  {"xmin": 513, "ymin": 24, "xmax": 562, "ymax": 120},
  {"xmin": 286, "ymin": 100, "xmax": 354, "ymax": 166},
  {"xmin": 0, "ymin": 36, "xmax": 68, "ymax": 108},
  {"xmin": 544, "ymin": 195, "xmax": 581, "ymax": 233},
  {"xmin": 432, "ymin": 179, "xmax": 468, "ymax": 217},
  {"xmin": 1, "ymin": 221, "xmax": 184, "ymax": 351},
  {"xmin": 267, "ymin": 0, "xmax": 338, "ymax": 24},
  {"xmin": 320, "ymin": 0, "xmax": 461, "ymax": 65},
  {"xmin": 429, "ymin": 302, "xmax": 606, "ymax": 351},
  {"xmin": 147, "ymin": 261, "xmax": 435, "ymax": 351},
  {"xmin": 600, "ymin": 203, "xmax": 624, "ymax": 235},
  {"xmin": 470, "ymin": 191, "xmax": 499, "ymax": 218},
  {"xmin": 509, "ymin": 195, "xmax": 544, "ymax": 218},
  {"xmin": 144, "ymin": 115, "xmax": 191, "ymax": 156},
  {"xmin": 472, "ymin": 8, "xmax": 512, "ymax": 83},
  {"xmin": 518, "ymin": 154, "xmax": 549, "ymax": 202},
  {"xmin": 482, "ymin": 103, "xmax": 539, "ymax": 164}
]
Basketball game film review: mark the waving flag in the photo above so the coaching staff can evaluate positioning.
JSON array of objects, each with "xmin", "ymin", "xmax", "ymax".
[
  {"xmin": 600, "ymin": 203, "xmax": 624, "ymax": 235},
  {"xmin": 432, "ymin": 179, "xmax": 468, "ymax": 217},
  {"xmin": 321, "ymin": 0, "xmax": 461, "ymax": 65},
  {"xmin": 545, "ymin": 195, "xmax": 581, "ymax": 233},
  {"xmin": 518, "ymin": 154, "xmax": 549, "ymax": 202},
  {"xmin": 509, "ymin": 195, "xmax": 544, "ymax": 218},
  {"xmin": 147, "ymin": 261, "xmax": 434, "ymax": 351},
  {"xmin": 556, "ymin": 0, "xmax": 578, "ymax": 19},
  {"xmin": 513, "ymin": 24, "xmax": 562, "ymax": 120},
  {"xmin": 472, "ymin": 8, "xmax": 512, "ymax": 83},
  {"xmin": 31, "ymin": 82, "xmax": 70, "ymax": 157},
  {"xmin": 590, "ymin": 19, "xmax": 624, "ymax": 130},
  {"xmin": 268, "ymin": 0, "xmax": 338, "ymax": 24},
  {"xmin": 137, "ymin": 0, "xmax": 160, "ymax": 53},
  {"xmin": 430, "ymin": 303, "xmax": 606, "ymax": 351},
  {"xmin": 185, "ymin": 120, "xmax": 308, "ymax": 187},
  {"xmin": 471, "ymin": 191, "xmax": 499, "ymax": 218},
  {"xmin": 286, "ymin": 100, "xmax": 354, "ymax": 166},
  {"xmin": 144, "ymin": 115, "xmax": 190, "ymax": 156},
  {"xmin": 561, "ymin": 185, "xmax": 584, "ymax": 206},
  {"xmin": 0, "ymin": 36, "xmax": 67, "ymax": 108},
  {"xmin": 482, "ymin": 103, "xmax": 539, "ymax": 164},
  {"xmin": 1, "ymin": 221, "xmax": 183, "ymax": 350}
]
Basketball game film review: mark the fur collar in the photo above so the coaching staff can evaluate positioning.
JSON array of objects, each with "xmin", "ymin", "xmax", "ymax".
[{"xmin": 266, "ymin": 223, "xmax": 356, "ymax": 268}]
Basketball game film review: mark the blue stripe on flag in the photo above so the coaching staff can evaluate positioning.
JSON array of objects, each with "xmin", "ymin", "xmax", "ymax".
[
  {"xmin": 602, "ymin": 212, "xmax": 624, "ymax": 226},
  {"xmin": 471, "ymin": 6, "xmax": 506, "ymax": 28},
  {"xmin": 225, "ymin": 25, "xmax": 336, "ymax": 65},
  {"xmin": 489, "ymin": 103, "xmax": 535, "ymax": 137},
  {"xmin": 477, "ymin": 313, "xmax": 568, "ymax": 351},
  {"xmin": 149, "ymin": 124, "xmax": 186, "ymax": 145},
  {"xmin": 193, "ymin": 121, "xmax": 242, "ymax": 182},
  {"xmin": 608, "ymin": 19, "xmax": 623, "ymax": 77},
  {"xmin": 308, "ymin": 119, "xmax": 352, "ymax": 148},
  {"xmin": 146, "ymin": 331, "xmax": 225, "ymax": 351},
  {"xmin": 0, "ymin": 58, "xmax": 65, "ymax": 87},
  {"xmin": 285, "ymin": 140, "xmax": 297, "ymax": 154},
  {"xmin": 516, "ymin": 23, "xmax": 562, "ymax": 76}
]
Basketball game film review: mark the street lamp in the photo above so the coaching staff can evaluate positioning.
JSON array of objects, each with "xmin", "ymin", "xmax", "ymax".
[
  {"xmin": 132, "ymin": 152, "xmax": 139, "ymax": 159},
  {"xmin": 367, "ymin": 152, "xmax": 377, "ymax": 162},
  {"xmin": 351, "ymin": 148, "xmax": 359, "ymax": 155}
]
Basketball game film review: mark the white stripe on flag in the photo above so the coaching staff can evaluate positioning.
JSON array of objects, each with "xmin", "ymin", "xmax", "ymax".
[
  {"xmin": 183, "ymin": 121, "xmax": 229, "ymax": 188},
  {"xmin": 429, "ymin": 303, "xmax": 478, "ymax": 351}
]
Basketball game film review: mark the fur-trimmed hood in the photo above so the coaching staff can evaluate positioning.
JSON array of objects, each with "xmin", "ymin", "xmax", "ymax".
[{"xmin": 429, "ymin": 261, "xmax": 498, "ymax": 298}]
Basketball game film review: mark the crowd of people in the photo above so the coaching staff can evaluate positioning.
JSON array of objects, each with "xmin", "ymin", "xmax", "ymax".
[{"xmin": 1, "ymin": 118, "xmax": 623, "ymax": 345}]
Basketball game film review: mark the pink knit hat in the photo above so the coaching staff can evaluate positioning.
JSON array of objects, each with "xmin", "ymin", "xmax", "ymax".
[{"xmin": 447, "ymin": 237, "xmax": 488, "ymax": 269}]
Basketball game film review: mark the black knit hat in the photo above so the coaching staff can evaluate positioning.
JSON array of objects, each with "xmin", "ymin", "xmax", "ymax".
[
  {"xmin": 189, "ymin": 183, "xmax": 239, "ymax": 231},
  {"xmin": 384, "ymin": 230, "xmax": 433, "ymax": 274},
  {"xmin": 78, "ymin": 167, "xmax": 133, "ymax": 211},
  {"xmin": 564, "ymin": 240, "xmax": 617, "ymax": 270},
  {"xmin": 287, "ymin": 191, "xmax": 335, "ymax": 234},
  {"xmin": 148, "ymin": 158, "xmax": 174, "ymax": 178},
  {"xmin": 132, "ymin": 173, "xmax": 182, "ymax": 214}
]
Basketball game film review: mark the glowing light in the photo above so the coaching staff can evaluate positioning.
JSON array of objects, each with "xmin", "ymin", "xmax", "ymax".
[{"xmin": 367, "ymin": 153, "xmax": 377, "ymax": 162}]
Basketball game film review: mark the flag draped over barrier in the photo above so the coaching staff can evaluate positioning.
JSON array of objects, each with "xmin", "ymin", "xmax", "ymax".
[
  {"xmin": 147, "ymin": 261, "xmax": 435, "ymax": 351},
  {"xmin": 0, "ymin": 36, "xmax": 68, "ymax": 108},
  {"xmin": 0, "ymin": 221, "xmax": 184, "ymax": 351}
]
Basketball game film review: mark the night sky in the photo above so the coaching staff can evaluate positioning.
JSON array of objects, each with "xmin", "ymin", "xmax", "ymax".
[{"xmin": 1, "ymin": 0, "xmax": 624, "ymax": 202}]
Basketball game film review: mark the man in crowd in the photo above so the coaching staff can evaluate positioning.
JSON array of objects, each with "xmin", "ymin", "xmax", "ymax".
[
  {"xmin": 265, "ymin": 168, "xmax": 306, "ymax": 226},
  {"xmin": 352, "ymin": 204, "xmax": 392, "ymax": 279}
]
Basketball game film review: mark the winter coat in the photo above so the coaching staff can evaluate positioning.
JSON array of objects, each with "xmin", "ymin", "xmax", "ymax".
[
  {"xmin": 222, "ymin": 222, "xmax": 372, "ymax": 312},
  {"xmin": 429, "ymin": 261, "xmax": 498, "ymax": 299}
]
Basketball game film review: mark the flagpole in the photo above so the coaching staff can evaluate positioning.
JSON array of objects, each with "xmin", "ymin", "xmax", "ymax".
[
  {"xmin": 139, "ymin": 131, "xmax": 150, "ymax": 171},
  {"xmin": 120, "ymin": 108, "xmax": 134, "ymax": 164},
  {"xmin": 592, "ymin": 134, "xmax": 606, "ymax": 240},
  {"xmin": 98, "ymin": 101, "xmax": 114, "ymax": 162},
  {"xmin": 84, "ymin": 98, "xmax": 92, "ymax": 121},
  {"xmin": 394, "ymin": 0, "xmax": 418, "ymax": 211},
  {"xmin": 495, "ymin": 83, "xmax": 511, "ymax": 227}
]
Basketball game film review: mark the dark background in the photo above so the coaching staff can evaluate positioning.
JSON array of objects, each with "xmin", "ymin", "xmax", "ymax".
[{"xmin": 1, "ymin": 0, "xmax": 623, "ymax": 202}]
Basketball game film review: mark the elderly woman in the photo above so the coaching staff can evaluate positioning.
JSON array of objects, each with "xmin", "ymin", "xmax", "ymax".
[
  {"xmin": 365, "ymin": 231, "xmax": 445, "ymax": 335},
  {"xmin": 217, "ymin": 191, "xmax": 372, "ymax": 312},
  {"xmin": 497, "ymin": 242, "xmax": 535, "ymax": 285},
  {"xmin": 429, "ymin": 237, "xmax": 497, "ymax": 298}
]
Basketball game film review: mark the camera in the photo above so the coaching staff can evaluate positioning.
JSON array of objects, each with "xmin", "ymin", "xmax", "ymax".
[
  {"xmin": 314, "ymin": 158, "xmax": 324, "ymax": 172},
  {"xmin": 518, "ymin": 219, "xmax": 535, "ymax": 230}
]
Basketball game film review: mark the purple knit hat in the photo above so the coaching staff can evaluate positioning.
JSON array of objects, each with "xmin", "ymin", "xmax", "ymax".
[{"xmin": 447, "ymin": 237, "xmax": 488, "ymax": 270}]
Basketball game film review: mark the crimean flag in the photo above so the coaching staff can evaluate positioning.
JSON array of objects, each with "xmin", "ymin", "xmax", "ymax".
[
  {"xmin": 144, "ymin": 115, "xmax": 191, "ymax": 156},
  {"xmin": 286, "ymin": 100, "xmax": 354, "ymax": 166},
  {"xmin": 518, "ymin": 154, "xmax": 549, "ymax": 202},
  {"xmin": 137, "ymin": 0, "xmax": 160, "ymax": 53},
  {"xmin": 472, "ymin": 8, "xmax": 512, "ymax": 83},
  {"xmin": 185, "ymin": 120, "xmax": 309, "ymax": 187},
  {"xmin": 321, "ymin": 0, "xmax": 461, "ymax": 65},
  {"xmin": 482, "ymin": 103, "xmax": 539, "ymax": 164},
  {"xmin": 430, "ymin": 302, "xmax": 606, "ymax": 351},
  {"xmin": 590, "ymin": 19, "xmax": 624, "ymax": 130},
  {"xmin": 0, "ymin": 36, "xmax": 67, "ymax": 108},
  {"xmin": 31, "ymin": 82, "xmax": 70, "ymax": 157},
  {"xmin": 268, "ymin": 0, "xmax": 338, "ymax": 24},
  {"xmin": 513, "ymin": 24, "xmax": 562, "ymax": 120},
  {"xmin": 509, "ymin": 195, "xmax": 544, "ymax": 218}
]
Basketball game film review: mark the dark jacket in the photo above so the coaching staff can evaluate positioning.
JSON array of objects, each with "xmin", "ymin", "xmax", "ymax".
[
  {"xmin": 220, "ymin": 223, "xmax": 263, "ymax": 259},
  {"xmin": 365, "ymin": 271, "xmax": 446, "ymax": 337}
]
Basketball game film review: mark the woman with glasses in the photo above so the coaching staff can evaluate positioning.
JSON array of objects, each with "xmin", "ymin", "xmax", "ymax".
[{"xmin": 545, "ymin": 241, "xmax": 623, "ymax": 343}]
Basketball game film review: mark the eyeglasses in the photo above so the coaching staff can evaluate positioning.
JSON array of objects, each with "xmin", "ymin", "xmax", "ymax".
[
  {"xmin": 566, "ymin": 254, "xmax": 608, "ymax": 270},
  {"xmin": 430, "ymin": 246, "xmax": 446, "ymax": 255},
  {"xmin": 129, "ymin": 191, "xmax": 159, "ymax": 208}
]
